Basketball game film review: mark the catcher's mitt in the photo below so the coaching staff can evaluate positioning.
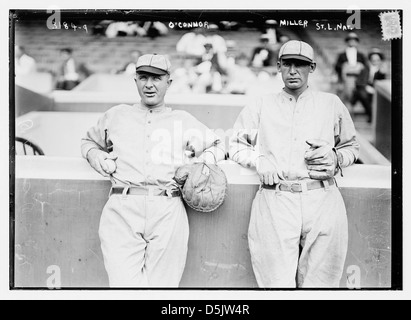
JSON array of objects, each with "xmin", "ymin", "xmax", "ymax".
[{"xmin": 173, "ymin": 162, "xmax": 228, "ymax": 213}]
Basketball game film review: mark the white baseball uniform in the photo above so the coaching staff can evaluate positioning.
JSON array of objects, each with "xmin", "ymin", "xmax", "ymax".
[
  {"xmin": 229, "ymin": 87, "xmax": 360, "ymax": 287},
  {"xmin": 81, "ymin": 103, "xmax": 225, "ymax": 287}
]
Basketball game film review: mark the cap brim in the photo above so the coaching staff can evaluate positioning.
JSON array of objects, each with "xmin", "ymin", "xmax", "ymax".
[
  {"xmin": 280, "ymin": 55, "xmax": 313, "ymax": 63},
  {"xmin": 136, "ymin": 66, "xmax": 168, "ymax": 75}
]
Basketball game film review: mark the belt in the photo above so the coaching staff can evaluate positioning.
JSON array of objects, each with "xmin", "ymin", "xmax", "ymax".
[
  {"xmin": 262, "ymin": 178, "xmax": 335, "ymax": 193},
  {"xmin": 110, "ymin": 186, "xmax": 181, "ymax": 197}
]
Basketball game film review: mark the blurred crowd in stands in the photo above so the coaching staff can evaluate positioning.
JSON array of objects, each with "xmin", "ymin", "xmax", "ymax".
[
  {"xmin": 170, "ymin": 25, "xmax": 290, "ymax": 95},
  {"xmin": 15, "ymin": 45, "xmax": 37, "ymax": 75},
  {"xmin": 334, "ymin": 32, "xmax": 387, "ymax": 122},
  {"xmin": 15, "ymin": 45, "xmax": 91, "ymax": 91},
  {"xmin": 93, "ymin": 20, "xmax": 169, "ymax": 39},
  {"xmin": 15, "ymin": 20, "xmax": 389, "ymax": 118}
]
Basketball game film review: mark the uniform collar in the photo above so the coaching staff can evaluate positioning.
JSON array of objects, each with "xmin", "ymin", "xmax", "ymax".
[
  {"xmin": 281, "ymin": 86, "xmax": 313, "ymax": 101},
  {"xmin": 135, "ymin": 102, "xmax": 168, "ymax": 113}
]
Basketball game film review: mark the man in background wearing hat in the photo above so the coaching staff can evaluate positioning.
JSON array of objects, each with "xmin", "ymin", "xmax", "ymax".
[
  {"xmin": 334, "ymin": 32, "xmax": 368, "ymax": 111},
  {"xmin": 192, "ymin": 40, "xmax": 227, "ymax": 93},
  {"xmin": 81, "ymin": 54, "xmax": 225, "ymax": 287},
  {"xmin": 250, "ymin": 34, "xmax": 275, "ymax": 69},
  {"xmin": 352, "ymin": 48, "xmax": 388, "ymax": 123},
  {"xmin": 229, "ymin": 40, "xmax": 360, "ymax": 287}
]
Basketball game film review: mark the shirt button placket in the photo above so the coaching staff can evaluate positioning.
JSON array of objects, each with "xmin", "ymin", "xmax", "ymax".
[
  {"xmin": 289, "ymin": 96, "xmax": 298, "ymax": 177},
  {"xmin": 147, "ymin": 112, "xmax": 152, "ymax": 158},
  {"xmin": 296, "ymin": 96, "xmax": 302, "ymax": 115},
  {"xmin": 145, "ymin": 110, "xmax": 153, "ymax": 181}
]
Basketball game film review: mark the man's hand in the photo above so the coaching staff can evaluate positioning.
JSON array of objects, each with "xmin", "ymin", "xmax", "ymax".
[
  {"xmin": 87, "ymin": 149, "xmax": 118, "ymax": 177},
  {"xmin": 305, "ymin": 139, "xmax": 337, "ymax": 180},
  {"xmin": 173, "ymin": 164, "xmax": 193, "ymax": 186},
  {"xmin": 256, "ymin": 156, "xmax": 280, "ymax": 185},
  {"xmin": 185, "ymin": 143, "xmax": 196, "ymax": 158}
]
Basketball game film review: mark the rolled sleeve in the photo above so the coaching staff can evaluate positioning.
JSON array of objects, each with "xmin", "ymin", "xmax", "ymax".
[
  {"xmin": 229, "ymin": 98, "xmax": 261, "ymax": 168},
  {"xmin": 185, "ymin": 114, "xmax": 226, "ymax": 163},
  {"xmin": 334, "ymin": 98, "xmax": 360, "ymax": 167},
  {"xmin": 81, "ymin": 113, "xmax": 109, "ymax": 159}
]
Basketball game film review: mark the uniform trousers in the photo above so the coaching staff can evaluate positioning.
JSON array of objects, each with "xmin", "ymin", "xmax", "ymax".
[
  {"xmin": 99, "ymin": 193, "xmax": 189, "ymax": 287},
  {"xmin": 248, "ymin": 183, "xmax": 348, "ymax": 288}
]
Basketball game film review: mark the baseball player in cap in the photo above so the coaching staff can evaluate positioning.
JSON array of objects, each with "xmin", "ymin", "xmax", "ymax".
[
  {"xmin": 229, "ymin": 40, "xmax": 360, "ymax": 288},
  {"xmin": 81, "ymin": 53, "xmax": 225, "ymax": 287}
]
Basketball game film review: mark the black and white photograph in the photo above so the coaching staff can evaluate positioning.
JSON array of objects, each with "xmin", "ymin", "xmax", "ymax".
[{"xmin": 5, "ymin": 1, "xmax": 406, "ymax": 301}]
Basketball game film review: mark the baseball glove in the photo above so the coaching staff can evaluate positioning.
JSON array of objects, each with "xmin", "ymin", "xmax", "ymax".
[
  {"xmin": 173, "ymin": 162, "xmax": 228, "ymax": 213},
  {"xmin": 305, "ymin": 139, "xmax": 339, "ymax": 180}
]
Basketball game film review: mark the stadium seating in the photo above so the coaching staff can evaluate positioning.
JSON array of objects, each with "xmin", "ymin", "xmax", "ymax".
[{"xmin": 15, "ymin": 20, "xmax": 286, "ymax": 75}]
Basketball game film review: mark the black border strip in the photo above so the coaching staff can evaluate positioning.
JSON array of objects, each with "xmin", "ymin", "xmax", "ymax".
[
  {"xmin": 9, "ymin": 10, "xmax": 16, "ymax": 290},
  {"xmin": 390, "ymin": 10, "xmax": 403, "ymax": 291}
]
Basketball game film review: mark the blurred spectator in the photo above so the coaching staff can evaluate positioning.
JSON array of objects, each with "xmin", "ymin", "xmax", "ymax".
[
  {"xmin": 192, "ymin": 41, "xmax": 227, "ymax": 93},
  {"xmin": 225, "ymin": 40, "xmax": 238, "ymax": 68},
  {"xmin": 117, "ymin": 50, "xmax": 143, "ymax": 75},
  {"xmin": 352, "ymin": 48, "xmax": 388, "ymax": 123},
  {"xmin": 218, "ymin": 21, "xmax": 240, "ymax": 31},
  {"xmin": 273, "ymin": 35, "xmax": 291, "ymax": 61},
  {"xmin": 55, "ymin": 48, "xmax": 91, "ymax": 90},
  {"xmin": 206, "ymin": 24, "xmax": 228, "ymax": 54},
  {"xmin": 176, "ymin": 28, "xmax": 207, "ymax": 57},
  {"xmin": 262, "ymin": 20, "xmax": 278, "ymax": 45},
  {"xmin": 142, "ymin": 21, "xmax": 168, "ymax": 39},
  {"xmin": 334, "ymin": 32, "xmax": 368, "ymax": 111},
  {"xmin": 250, "ymin": 34, "xmax": 275, "ymax": 68},
  {"xmin": 367, "ymin": 48, "xmax": 388, "ymax": 83},
  {"xmin": 105, "ymin": 21, "xmax": 146, "ymax": 38},
  {"xmin": 169, "ymin": 57, "xmax": 199, "ymax": 94},
  {"xmin": 15, "ymin": 45, "xmax": 37, "ymax": 75},
  {"xmin": 91, "ymin": 20, "xmax": 113, "ymax": 36},
  {"xmin": 279, "ymin": 35, "xmax": 291, "ymax": 43},
  {"xmin": 223, "ymin": 52, "xmax": 257, "ymax": 94}
]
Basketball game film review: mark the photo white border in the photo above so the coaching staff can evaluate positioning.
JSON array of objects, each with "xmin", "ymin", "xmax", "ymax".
[{"xmin": 1, "ymin": 0, "xmax": 409, "ymax": 300}]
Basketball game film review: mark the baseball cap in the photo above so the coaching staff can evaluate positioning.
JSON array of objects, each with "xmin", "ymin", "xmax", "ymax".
[
  {"xmin": 278, "ymin": 40, "xmax": 314, "ymax": 63},
  {"xmin": 136, "ymin": 54, "xmax": 171, "ymax": 75}
]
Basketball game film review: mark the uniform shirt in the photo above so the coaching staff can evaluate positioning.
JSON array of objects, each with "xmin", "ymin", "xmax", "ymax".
[
  {"xmin": 229, "ymin": 88, "xmax": 360, "ymax": 181},
  {"xmin": 81, "ymin": 103, "xmax": 225, "ymax": 188}
]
